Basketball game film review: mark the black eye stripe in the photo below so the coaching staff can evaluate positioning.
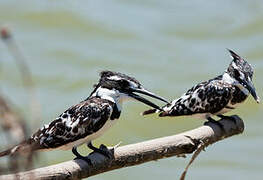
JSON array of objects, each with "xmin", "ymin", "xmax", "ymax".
[{"xmin": 234, "ymin": 69, "xmax": 240, "ymax": 76}]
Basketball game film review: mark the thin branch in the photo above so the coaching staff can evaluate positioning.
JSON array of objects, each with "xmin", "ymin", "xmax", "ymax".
[
  {"xmin": 179, "ymin": 138, "xmax": 206, "ymax": 180},
  {"xmin": 0, "ymin": 26, "xmax": 41, "ymax": 126},
  {"xmin": 0, "ymin": 115, "xmax": 244, "ymax": 180},
  {"xmin": 1, "ymin": 27, "xmax": 33, "ymax": 89},
  {"xmin": 0, "ymin": 94, "xmax": 28, "ymax": 142},
  {"xmin": 0, "ymin": 93, "xmax": 37, "ymax": 173}
]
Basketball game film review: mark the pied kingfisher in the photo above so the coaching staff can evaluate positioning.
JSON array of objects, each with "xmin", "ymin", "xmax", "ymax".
[
  {"xmin": 0, "ymin": 71, "xmax": 168, "ymax": 163},
  {"xmin": 143, "ymin": 49, "xmax": 260, "ymax": 124}
]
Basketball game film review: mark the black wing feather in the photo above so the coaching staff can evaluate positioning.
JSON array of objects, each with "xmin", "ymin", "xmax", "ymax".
[
  {"xmin": 159, "ymin": 76, "xmax": 234, "ymax": 117},
  {"xmin": 31, "ymin": 97, "xmax": 115, "ymax": 149}
]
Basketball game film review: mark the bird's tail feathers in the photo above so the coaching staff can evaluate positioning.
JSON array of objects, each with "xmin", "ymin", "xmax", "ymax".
[
  {"xmin": 141, "ymin": 108, "xmax": 160, "ymax": 115},
  {"xmin": 0, "ymin": 139, "xmax": 37, "ymax": 158},
  {"xmin": 159, "ymin": 111, "xmax": 170, "ymax": 117},
  {"xmin": 142, "ymin": 102, "xmax": 173, "ymax": 116},
  {"xmin": 142, "ymin": 109, "xmax": 171, "ymax": 117}
]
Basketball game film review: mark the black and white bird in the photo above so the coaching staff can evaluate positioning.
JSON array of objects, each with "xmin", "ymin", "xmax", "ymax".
[
  {"xmin": 0, "ymin": 71, "xmax": 168, "ymax": 162},
  {"xmin": 143, "ymin": 49, "xmax": 260, "ymax": 123}
]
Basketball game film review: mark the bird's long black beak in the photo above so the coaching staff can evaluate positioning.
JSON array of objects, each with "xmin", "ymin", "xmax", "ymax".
[
  {"xmin": 128, "ymin": 87, "xmax": 169, "ymax": 111},
  {"xmin": 242, "ymin": 79, "xmax": 260, "ymax": 103},
  {"xmin": 131, "ymin": 88, "xmax": 169, "ymax": 103}
]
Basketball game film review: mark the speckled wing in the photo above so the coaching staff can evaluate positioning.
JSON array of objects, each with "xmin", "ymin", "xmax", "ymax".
[
  {"xmin": 29, "ymin": 97, "xmax": 117, "ymax": 150},
  {"xmin": 159, "ymin": 76, "xmax": 234, "ymax": 117}
]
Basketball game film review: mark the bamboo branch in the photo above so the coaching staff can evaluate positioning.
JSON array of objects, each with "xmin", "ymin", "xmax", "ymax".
[{"xmin": 0, "ymin": 115, "xmax": 244, "ymax": 180}]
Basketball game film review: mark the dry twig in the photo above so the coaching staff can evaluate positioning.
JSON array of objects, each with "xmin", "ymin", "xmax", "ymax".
[
  {"xmin": 0, "ymin": 26, "xmax": 41, "ymax": 126},
  {"xmin": 0, "ymin": 115, "xmax": 244, "ymax": 180}
]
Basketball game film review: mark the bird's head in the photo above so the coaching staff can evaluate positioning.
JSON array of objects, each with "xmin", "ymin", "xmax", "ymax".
[
  {"xmin": 90, "ymin": 71, "xmax": 168, "ymax": 110},
  {"xmin": 225, "ymin": 49, "xmax": 260, "ymax": 103}
]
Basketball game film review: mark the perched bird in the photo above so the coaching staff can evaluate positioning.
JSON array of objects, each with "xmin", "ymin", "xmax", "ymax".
[
  {"xmin": 0, "ymin": 71, "xmax": 168, "ymax": 163},
  {"xmin": 143, "ymin": 49, "xmax": 260, "ymax": 124}
]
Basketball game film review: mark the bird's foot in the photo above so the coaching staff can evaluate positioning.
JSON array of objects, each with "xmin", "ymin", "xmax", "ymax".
[
  {"xmin": 106, "ymin": 141, "xmax": 121, "ymax": 157},
  {"xmin": 204, "ymin": 117, "xmax": 225, "ymax": 133},
  {"xmin": 217, "ymin": 115, "xmax": 237, "ymax": 125},
  {"xmin": 98, "ymin": 144, "xmax": 113, "ymax": 159},
  {"xmin": 72, "ymin": 147, "xmax": 93, "ymax": 166},
  {"xmin": 74, "ymin": 156, "xmax": 93, "ymax": 166},
  {"xmin": 88, "ymin": 142, "xmax": 113, "ymax": 159}
]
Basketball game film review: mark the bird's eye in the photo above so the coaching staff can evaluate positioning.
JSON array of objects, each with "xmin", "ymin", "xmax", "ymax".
[{"xmin": 118, "ymin": 79, "xmax": 129, "ymax": 88}]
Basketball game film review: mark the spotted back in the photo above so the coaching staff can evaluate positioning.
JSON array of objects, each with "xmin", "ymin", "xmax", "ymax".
[
  {"xmin": 160, "ymin": 76, "xmax": 235, "ymax": 117},
  {"xmin": 30, "ymin": 97, "xmax": 116, "ymax": 149}
]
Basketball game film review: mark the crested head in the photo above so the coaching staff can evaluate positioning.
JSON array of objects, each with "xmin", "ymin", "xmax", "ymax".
[
  {"xmin": 226, "ymin": 49, "xmax": 254, "ymax": 81},
  {"xmin": 224, "ymin": 49, "xmax": 260, "ymax": 103},
  {"xmin": 98, "ymin": 70, "xmax": 141, "ymax": 91},
  {"xmin": 89, "ymin": 70, "xmax": 168, "ymax": 111}
]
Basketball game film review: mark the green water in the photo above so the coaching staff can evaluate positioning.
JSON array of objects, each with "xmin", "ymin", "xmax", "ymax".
[{"xmin": 0, "ymin": 1, "xmax": 263, "ymax": 179}]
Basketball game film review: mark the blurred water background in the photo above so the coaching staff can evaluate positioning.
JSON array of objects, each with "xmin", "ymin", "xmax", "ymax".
[{"xmin": 0, "ymin": 0, "xmax": 262, "ymax": 179}]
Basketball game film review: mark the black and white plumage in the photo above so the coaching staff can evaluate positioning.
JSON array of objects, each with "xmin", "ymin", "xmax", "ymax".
[
  {"xmin": 0, "ymin": 71, "xmax": 168, "ymax": 160},
  {"xmin": 143, "ymin": 49, "xmax": 260, "ymax": 120}
]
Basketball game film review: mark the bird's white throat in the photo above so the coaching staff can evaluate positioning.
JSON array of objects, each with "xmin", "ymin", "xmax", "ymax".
[
  {"xmin": 222, "ymin": 73, "xmax": 235, "ymax": 84},
  {"xmin": 92, "ymin": 87, "xmax": 133, "ymax": 111},
  {"xmin": 222, "ymin": 73, "xmax": 249, "ymax": 95}
]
